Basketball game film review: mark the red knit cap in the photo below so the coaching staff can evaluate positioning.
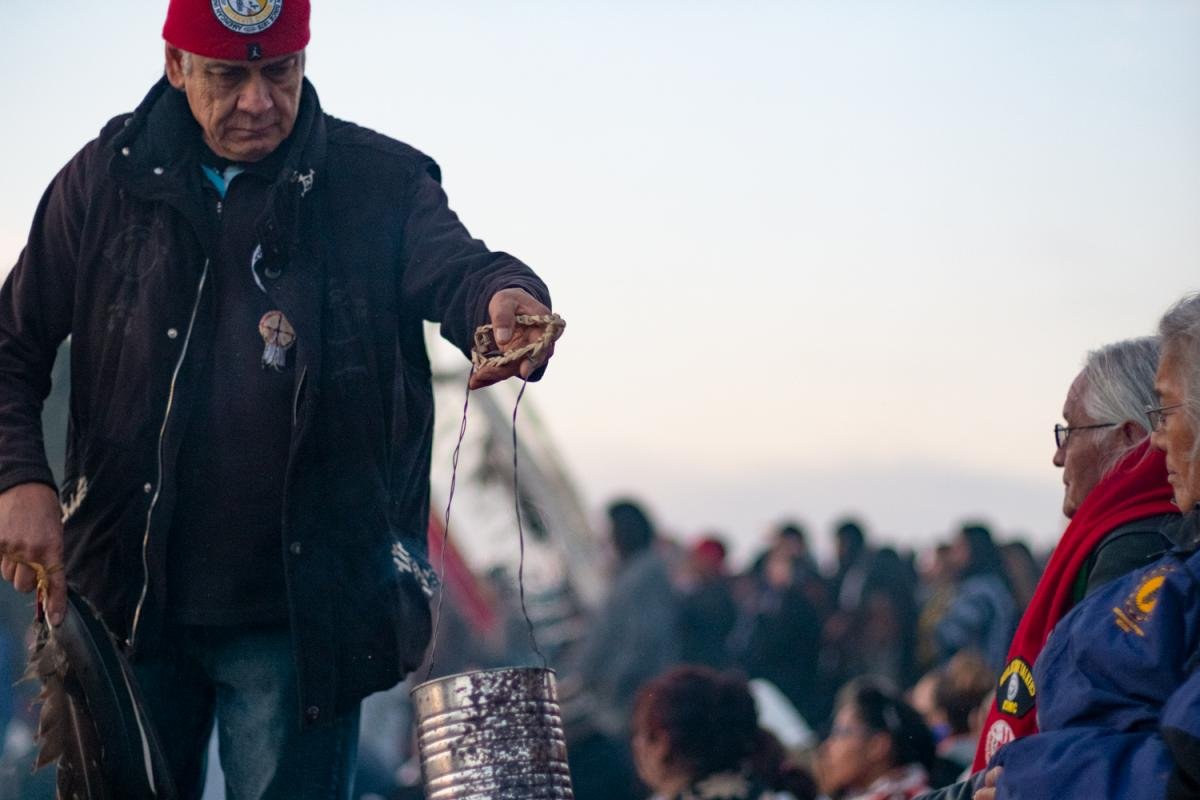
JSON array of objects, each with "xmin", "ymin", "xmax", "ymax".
[{"xmin": 163, "ymin": 0, "xmax": 310, "ymax": 62}]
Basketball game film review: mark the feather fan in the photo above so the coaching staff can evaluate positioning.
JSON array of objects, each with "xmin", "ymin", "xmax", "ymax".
[
  {"xmin": 24, "ymin": 590, "xmax": 178, "ymax": 800},
  {"xmin": 24, "ymin": 617, "xmax": 108, "ymax": 798}
]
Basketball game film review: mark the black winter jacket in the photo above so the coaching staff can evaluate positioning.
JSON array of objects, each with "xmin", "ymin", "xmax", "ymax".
[{"xmin": 0, "ymin": 77, "xmax": 550, "ymax": 726}]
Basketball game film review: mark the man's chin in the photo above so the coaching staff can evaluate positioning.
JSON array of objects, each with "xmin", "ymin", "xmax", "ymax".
[
  {"xmin": 228, "ymin": 144, "xmax": 276, "ymax": 163},
  {"xmin": 216, "ymin": 135, "xmax": 282, "ymax": 163},
  {"xmin": 1062, "ymin": 499, "xmax": 1076, "ymax": 519}
]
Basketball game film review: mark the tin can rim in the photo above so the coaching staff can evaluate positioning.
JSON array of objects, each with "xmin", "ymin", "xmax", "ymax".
[{"xmin": 410, "ymin": 665, "xmax": 558, "ymax": 697}]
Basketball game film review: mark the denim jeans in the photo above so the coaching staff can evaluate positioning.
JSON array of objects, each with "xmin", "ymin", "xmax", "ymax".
[{"xmin": 133, "ymin": 624, "xmax": 360, "ymax": 800}]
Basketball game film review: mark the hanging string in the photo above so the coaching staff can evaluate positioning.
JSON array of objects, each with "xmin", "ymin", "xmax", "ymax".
[
  {"xmin": 512, "ymin": 377, "xmax": 548, "ymax": 668},
  {"xmin": 424, "ymin": 368, "xmax": 473, "ymax": 681},
  {"xmin": 424, "ymin": 315, "xmax": 564, "ymax": 682}
]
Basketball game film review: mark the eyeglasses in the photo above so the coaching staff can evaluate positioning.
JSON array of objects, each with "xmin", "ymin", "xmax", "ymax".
[
  {"xmin": 1145, "ymin": 403, "xmax": 1183, "ymax": 433},
  {"xmin": 1054, "ymin": 422, "xmax": 1116, "ymax": 449}
]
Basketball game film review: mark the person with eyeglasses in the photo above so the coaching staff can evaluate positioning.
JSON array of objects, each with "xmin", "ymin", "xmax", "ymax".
[
  {"xmin": 979, "ymin": 294, "xmax": 1200, "ymax": 800},
  {"xmin": 817, "ymin": 680, "xmax": 935, "ymax": 800},
  {"xmin": 917, "ymin": 337, "xmax": 1179, "ymax": 800}
]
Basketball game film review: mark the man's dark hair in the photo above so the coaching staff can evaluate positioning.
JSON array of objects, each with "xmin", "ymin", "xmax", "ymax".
[
  {"xmin": 959, "ymin": 523, "xmax": 1012, "ymax": 592},
  {"xmin": 607, "ymin": 499, "xmax": 655, "ymax": 559},
  {"xmin": 835, "ymin": 519, "xmax": 865, "ymax": 547},
  {"xmin": 834, "ymin": 518, "xmax": 866, "ymax": 565},
  {"xmin": 778, "ymin": 521, "xmax": 807, "ymax": 541}
]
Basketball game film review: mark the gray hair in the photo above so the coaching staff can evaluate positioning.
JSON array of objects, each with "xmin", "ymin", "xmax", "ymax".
[
  {"xmin": 1157, "ymin": 293, "xmax": 1200, "ymax": 458},
  {"xmin": 1081, "ymin": 336, "xmax": 1160, "ymax": 474}
]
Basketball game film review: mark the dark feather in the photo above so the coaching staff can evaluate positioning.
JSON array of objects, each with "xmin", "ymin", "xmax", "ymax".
[
  {"xmin": 61, "ymin": 689, "xmax": 106, "ymax": 800},
  {"xmin": 25, "ymin": 616, "xmax": 110, "ymax": 798}
]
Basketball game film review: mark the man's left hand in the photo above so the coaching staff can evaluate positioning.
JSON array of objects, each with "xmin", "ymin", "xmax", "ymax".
[{"xmin": 469, "ymin": 288, "xmax": 557, "ymax": 390}]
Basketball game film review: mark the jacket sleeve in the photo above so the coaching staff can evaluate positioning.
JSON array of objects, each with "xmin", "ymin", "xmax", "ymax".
[
  {"xmin": 992, "ymin": 728, "xmax": 1174, "ymax": 800},
  {"xmin": 398, "ymin": 164, "xmax": 551, "ymax": 362},
  {"xmin": 0, "ymin": 143, "xmax": 91, "ymax": 495}
]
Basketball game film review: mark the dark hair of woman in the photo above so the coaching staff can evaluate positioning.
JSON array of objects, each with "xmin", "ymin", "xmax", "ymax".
[
  {"xmin": 836, "ymin": 680, "xmax": 936, "ymax": 772},
  {"xmin": 748, "ymin": 727, "xmax": 818, "ymax": 799},
  {"xmin": 632, "ymin": 665, "xmax": 759, "ymax": 779},
  {"xmin": 959, "ymin": 523, "xmax": 1013, "ymax": 592},
  {"xmin": 607, "ymin": 498, "xmax": 655, "ymax": 559}
]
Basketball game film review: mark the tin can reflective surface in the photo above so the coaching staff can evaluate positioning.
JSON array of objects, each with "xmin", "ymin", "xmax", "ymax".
[{"xmin": 411, "ymin": 667, "xmax": 575, "ymax": 799}]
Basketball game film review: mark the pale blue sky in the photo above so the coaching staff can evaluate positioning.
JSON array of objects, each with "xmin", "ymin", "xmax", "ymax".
[{"xmin": 2, "ymin": 1, "xmax": 1197, "ymax": 561}]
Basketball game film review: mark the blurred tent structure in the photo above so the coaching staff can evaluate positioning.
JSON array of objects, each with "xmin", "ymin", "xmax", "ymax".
[{"xmin": 424, "ymin": 326, "xmax": 602, "ymax": 665}]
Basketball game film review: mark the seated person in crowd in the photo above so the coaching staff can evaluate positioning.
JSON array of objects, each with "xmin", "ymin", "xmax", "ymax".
[
  {"xmin": 981, "ymin": 295, "xmax": 1200, "ymax": 800},
  {"xmin": 919, "ymin": 335, "xmax": 1180, "ymax": 800},
  {"xmin": 818, "ymin": 680, "xmax": 935, "ymax": 800},
  {"xmin": 631, "ymin": 665, "xmax": 815, "ymax": 800},
  {"xmin": 973, "ymin": 335, "xmax": 1179, "ymax": 770},
  {"xmin": 912, "ymin": 651, "xmax": 994, "ymax": 787}
]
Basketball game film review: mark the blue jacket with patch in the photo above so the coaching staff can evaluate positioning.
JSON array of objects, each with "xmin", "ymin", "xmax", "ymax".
[{"xmin": 992, "ymin": 511, "xmax": 1200, "ymax": 800}]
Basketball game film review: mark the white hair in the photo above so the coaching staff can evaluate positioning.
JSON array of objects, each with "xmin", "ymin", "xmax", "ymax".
[
  {"xmin": 1081, "ymin": 336, "xmax": 1161, "ymax": 474},
  {"xmin": 1157, "ymin": 293, "xmax": 1200, "ymax": 458}
]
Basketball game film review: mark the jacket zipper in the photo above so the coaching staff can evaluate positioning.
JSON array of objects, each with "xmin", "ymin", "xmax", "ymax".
[{"xmin": 127, "ymin": 259, "xmax": 211, "ymax": 649}]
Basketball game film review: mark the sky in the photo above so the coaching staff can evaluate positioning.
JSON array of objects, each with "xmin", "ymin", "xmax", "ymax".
[{"xmin": 1, "ymin": 1, "xmax": 1198, "ymax": 566}]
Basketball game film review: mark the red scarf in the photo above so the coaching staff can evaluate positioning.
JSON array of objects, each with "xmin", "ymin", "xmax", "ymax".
[{"xmin": 972, "ymin": 441, "xmax": 1176, "ymax": 770}]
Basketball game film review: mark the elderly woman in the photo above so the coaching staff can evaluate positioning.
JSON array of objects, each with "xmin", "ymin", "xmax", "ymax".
[
  {"xmin": 983, "ymin": 296, "xmax": 1200, "ymax": 799},
  {"xmin": 967, "ymin": 337, "xmax": 1180, "ymax": 770},
  {"xmin": 818, "ymin": 681, "xmax": 935, "ymax": 800}
]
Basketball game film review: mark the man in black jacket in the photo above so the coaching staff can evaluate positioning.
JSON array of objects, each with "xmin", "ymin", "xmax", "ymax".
[{"xmin": 0, "ymin": 1, "xmax": 556, "ymax": 796}]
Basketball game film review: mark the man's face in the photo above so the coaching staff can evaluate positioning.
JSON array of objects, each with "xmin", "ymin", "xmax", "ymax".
[
  {"xmin": 1053, "ymin": 371, "xmax": 1116, "ymax": 518},
  {"xmin": 1151, "ymin": 350, "xmax": 1199, "ymax": 510},
  {"xmin": 164, "ymin": 45, "xmax": 304, "ymax": 162}
]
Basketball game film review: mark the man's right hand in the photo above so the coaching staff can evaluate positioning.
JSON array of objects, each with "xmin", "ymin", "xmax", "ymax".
[{"xmin": 0, "ymin": 482, "xmax": 65, "ymax": 625}]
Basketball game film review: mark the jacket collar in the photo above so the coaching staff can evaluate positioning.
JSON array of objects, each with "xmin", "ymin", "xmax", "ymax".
[
  {"xmin": 1174, "ymin": 504, "xmax": 1200, "ymax": 553},
  {"xmin": 108, "ymin": 76, "xmax": 327, "ymax": 263}
]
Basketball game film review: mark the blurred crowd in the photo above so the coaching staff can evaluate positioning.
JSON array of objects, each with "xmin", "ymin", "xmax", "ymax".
[
  {"xmin": 559, "ymin": 503, "xmax": 1024, "ymax": 800},
  {"xmin": 552, "ymin": 292, "xmax": 1200, "ymax": 800}
]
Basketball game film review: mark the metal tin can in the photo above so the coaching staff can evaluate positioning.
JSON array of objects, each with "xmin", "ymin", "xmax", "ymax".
[{"xmin": 411, "ymin": 667, "xmax": 575, "ymax": 799}]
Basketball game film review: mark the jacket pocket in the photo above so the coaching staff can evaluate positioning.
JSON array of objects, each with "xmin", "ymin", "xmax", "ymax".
[{"xmin": 389, "ymin": 537, "xmax": 436, "ymax": 673}]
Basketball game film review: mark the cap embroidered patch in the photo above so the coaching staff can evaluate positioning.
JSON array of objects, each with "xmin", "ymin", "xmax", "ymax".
[{"xmin": 211, "ymin": 0, "xmax": 283, "ymax": 35}]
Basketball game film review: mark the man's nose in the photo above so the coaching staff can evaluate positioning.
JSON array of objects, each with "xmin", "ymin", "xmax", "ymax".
[
  {"xmin": 1052, "ymin": 443, "xmax": 1066, "ymax": 468},
  {"xmin": 1150, "ymin": 427, "xmax": 1167, "ymax": 452},
  {"xmin": 237, "ymin": 74, "xmax": 274, "ymax": 115}
]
